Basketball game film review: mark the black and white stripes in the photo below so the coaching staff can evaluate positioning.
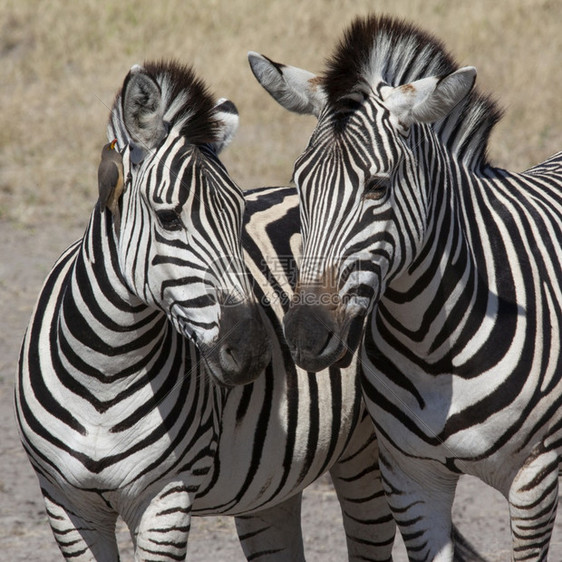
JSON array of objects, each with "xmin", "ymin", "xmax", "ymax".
[
  {"xmin": 16, "ymin": 61, "xmax": 395, "ymax": 561},
  {"xmin": 251, "ymin": 13, "xmax": 562, "ymax": 561}
]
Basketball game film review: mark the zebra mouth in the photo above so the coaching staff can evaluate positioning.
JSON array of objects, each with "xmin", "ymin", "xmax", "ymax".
[
  {"xmin": 201, "ymin": 340, "xmax": 270, "ymax": 388},
  {"xmin": 284, "ymin": 300, "xmax": 367, "ymax": 372},
  {"xmin": 333, "ymin": 313, "xmax": 366, "ymax": 368}
]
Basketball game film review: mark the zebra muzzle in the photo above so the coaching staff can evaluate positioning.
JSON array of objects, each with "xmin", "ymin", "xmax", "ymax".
[
  {"xmin": 204, "ymin": 302, "xmax": 271, "ymax": 386},
  {"xmin": 283, "ymin": 301, "xmax": 348, "ymax": 372}
]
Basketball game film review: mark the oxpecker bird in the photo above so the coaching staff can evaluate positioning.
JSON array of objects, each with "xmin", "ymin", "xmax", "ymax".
[{"xmin": 97, "ymin": 139, "xmax": 124, "ymax": 216}]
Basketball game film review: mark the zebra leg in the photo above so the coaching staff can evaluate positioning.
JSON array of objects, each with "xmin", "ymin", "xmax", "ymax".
[
  {"xmin": 42, "ymin": 485, "xmax": 120, "ymax": 561},
  {"xmin": 379, "ymin": 451, "xmax": 458, "ymax": 562},
  {"xmin": 330, "ymin": 411, "xmax": 395, "ymax": 561},
  {"xmin": 131, "ymin": 482, "xmax": 194, "ymax": 562},
  {"xmin": 234, "ymin": 492, "xmax": 305, "ymax": 561},
  {"xmin": 508, "ymin": 450, "xmax": 559, "ymax": 561}
]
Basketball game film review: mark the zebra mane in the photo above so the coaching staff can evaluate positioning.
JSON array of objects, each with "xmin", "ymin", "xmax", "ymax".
[
  {"xmin": 321, "ymin": 14, "xmax": 503, "ymax": 169},
  {"xmin": 110, "ymin": 59, "xmax": 220, "ymax": 146}
]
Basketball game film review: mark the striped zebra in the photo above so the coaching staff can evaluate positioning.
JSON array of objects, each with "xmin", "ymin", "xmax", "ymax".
[
  {"xmin": 249, "ymin": 13, "xmax": 562, "ymax": 561},
  {"xmin": 15, "ymin": 60, "xmax": 395, "ymax": 561}
]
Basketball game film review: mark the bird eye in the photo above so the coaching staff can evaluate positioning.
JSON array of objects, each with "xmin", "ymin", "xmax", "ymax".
[
  {"xmin": 364, "ymin": 176, "xmax": 389, "ymax": 200},
  {"xmin": 156, "ymin": 208, "xmax": 183, "ymax": 231}
]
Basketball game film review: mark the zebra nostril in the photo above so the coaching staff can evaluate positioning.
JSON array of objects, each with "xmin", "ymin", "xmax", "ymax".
[
  {"xmin": 220, "ymin": 345, "xmax": 239, "ymax": 370},
  {"xmin": 285, "ymin": 304, "xmax": 335, "ymax": 355},
  {"xmin": 316, "ymin": 330, "xmax": 335, "ymax": 357},
  {"xmin": 283, "ymin": 302, "xmax": 347, "ymax": 372},
  {"xmin": 212, "ymin": 303, "xmax": 271, "ymax": 384}
]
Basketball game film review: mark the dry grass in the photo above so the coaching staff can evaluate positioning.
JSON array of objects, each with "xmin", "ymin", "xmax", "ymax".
[{"xmin": 1, "ymin": 0, "xmax": 561, "ymax": 226}]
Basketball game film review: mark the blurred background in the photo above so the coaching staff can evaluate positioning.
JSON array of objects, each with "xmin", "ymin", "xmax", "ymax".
[{"xmin": 1, "ymin": 0, "xmax": 561, "ymax": 226}]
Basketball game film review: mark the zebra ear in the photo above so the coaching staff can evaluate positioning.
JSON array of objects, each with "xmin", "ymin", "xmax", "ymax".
[
  {"xmin": 248, "ymin": 51, "xmax": 326, "ymax": 117},
  {"xmin": 211, "ymin": 98, "xmax": 239, "ymax": 154},
  {"xmin": 381, "ymin": 66, "xmax": 477, "ymax": 132},
  {"xmin": 121, "ymin": 64, "xmax": 168, "ymax": 152}
]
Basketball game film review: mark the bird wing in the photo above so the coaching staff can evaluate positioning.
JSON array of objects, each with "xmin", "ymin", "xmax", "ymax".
[{"xmin": 98, "ymin": 160, "xmax": 120, "ymax": 211}]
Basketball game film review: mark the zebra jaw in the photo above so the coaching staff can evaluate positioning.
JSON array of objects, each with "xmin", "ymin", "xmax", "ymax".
[{"xmin": 175, "ymin": 302, "xmax": 271, "ymax": 387}]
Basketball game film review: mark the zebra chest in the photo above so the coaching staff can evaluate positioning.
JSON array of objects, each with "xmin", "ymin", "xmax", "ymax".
[
  {"xmin": 41, "ymin": 372, "xmax": 221, "ymax": 495},
  {"xmin": 363, "ymin": 347, "xmax": 557, "ymax": 466},
  {"xmin": 194, "ymin": 364, "xmax": 361, "ymax": 514},
  {"xmin": 62, "ymin": 416, "xmax": 192, "ymax": 487}
]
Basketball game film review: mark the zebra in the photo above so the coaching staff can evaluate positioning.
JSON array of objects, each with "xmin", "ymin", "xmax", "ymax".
[
  {"xmin": 249, "ymin": 13, "xmax": 562, "ymax": 562},
  {"xmin": 15, "ymin": 59, "xmax": 395, "ymax": 561}
]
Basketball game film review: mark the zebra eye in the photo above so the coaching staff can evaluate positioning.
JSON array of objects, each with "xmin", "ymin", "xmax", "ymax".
[
  {"xmin": 156, "ymin": 208, "xmax": 184, "ymax": 231},
  {"xmin": 364, "ymin": 176, "xmax": 389, "ymax": 200}
]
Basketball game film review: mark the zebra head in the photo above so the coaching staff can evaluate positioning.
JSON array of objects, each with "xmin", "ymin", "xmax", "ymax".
[
  {"xmin": 104, "ymin": 61, "xmax": 270, "ymax": 386},
  {"xmin": 249, "ymin": 15, "xmax": 476, "ymax": 372}
]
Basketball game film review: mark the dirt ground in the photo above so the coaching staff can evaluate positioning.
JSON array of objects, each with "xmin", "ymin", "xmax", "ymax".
[{"xmin": 1, "ymin": 218, "xmax": 562, "ymax": 561}]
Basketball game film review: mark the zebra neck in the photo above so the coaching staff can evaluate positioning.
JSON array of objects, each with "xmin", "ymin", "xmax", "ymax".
[
  {"xmin": 58, "ymin": 208, "xmax": 173, "ymax": 381},
  {"xmin": 378, "ymin": 153, "xmax": 496, "ymax": 363}
]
